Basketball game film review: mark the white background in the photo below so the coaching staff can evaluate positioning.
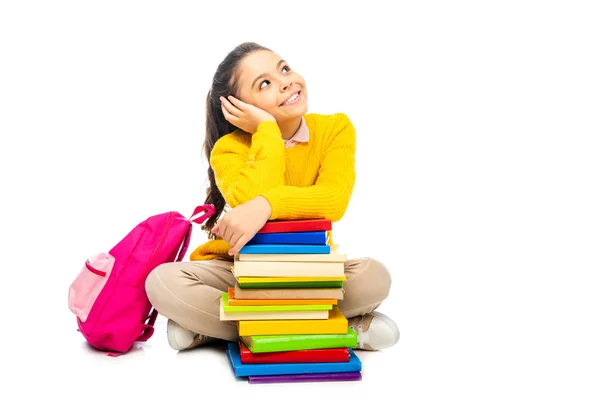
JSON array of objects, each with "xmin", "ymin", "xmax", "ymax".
[{"xmin": 1, "ymin": 1, "xmax": 599, "ymax": 399}]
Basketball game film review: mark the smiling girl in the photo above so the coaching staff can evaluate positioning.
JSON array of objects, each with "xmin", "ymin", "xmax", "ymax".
[{"xmin": 145, "ymin": 42, "xmax": 400, "ymax": 351}]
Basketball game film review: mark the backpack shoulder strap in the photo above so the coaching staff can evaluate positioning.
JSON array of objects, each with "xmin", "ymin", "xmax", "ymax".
[
  {"xmin": 175, "ymin": 204, "xmax": 216, "ymax": 262},
  {"xmin": 136, "ymin": 309, "xmax": 159, "ymax": 343},
  {"xmin": 190, "ymin": 204, "xmax": 215, "ymax": 224}
]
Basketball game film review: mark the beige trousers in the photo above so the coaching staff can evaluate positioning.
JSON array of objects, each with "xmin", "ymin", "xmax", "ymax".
[{"xmin": 145, "ymin": 257, "xmax": 392, "ymax": 342}]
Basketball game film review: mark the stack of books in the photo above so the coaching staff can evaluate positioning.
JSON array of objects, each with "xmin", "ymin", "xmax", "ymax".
[{"xmin": 221, "ymin": 219, "xmax": 362, "ymax": 384}]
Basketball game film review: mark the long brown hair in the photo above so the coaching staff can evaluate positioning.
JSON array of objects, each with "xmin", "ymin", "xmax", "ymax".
[{"xmin": 202, "ymin": 42, "xmax": 270, "ymax": 239}]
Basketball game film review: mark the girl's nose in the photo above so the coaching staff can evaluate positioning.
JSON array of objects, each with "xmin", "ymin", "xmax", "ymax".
[{"xmin": 280, "ymin": 79, "xmax": 292, "ymax": 92}]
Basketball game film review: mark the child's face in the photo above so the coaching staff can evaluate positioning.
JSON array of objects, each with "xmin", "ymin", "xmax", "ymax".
[{"xmin": 235, "ymin": 50, "xmax": 308, "ymax": 123}]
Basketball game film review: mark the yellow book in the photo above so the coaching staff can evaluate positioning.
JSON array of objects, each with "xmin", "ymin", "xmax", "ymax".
[{"xmin": 237, "ymin": 306, "xmax": 348, "ymax": 336}]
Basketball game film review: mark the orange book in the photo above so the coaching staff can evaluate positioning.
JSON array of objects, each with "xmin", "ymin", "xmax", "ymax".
[{"xmin": 227, "ymin": 288, "xmax": 337, "ymax": 306}]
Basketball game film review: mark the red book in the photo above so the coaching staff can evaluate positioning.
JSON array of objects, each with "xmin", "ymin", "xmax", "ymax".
[
  {"xmin": 238, "ymin": 342, "xmax": 349, "ymax": 364},
  {"xmin": 258, "ymin": 219, "xmax": 332, "ymax": 234}
]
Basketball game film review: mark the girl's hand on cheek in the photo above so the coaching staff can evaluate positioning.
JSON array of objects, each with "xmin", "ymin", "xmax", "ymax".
[
  {"xmin": 220, "ymin": 96, "xmax": 276, "ymax": 134},
  {"xmin": 211, "ymin": 196, "xmax": 272, "ymax": 256}
]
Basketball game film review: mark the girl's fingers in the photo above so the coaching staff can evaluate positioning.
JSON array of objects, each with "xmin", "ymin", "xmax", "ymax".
[
  {"xmin": 220, "ymin": 96, "xmax": 242, "ymax": 116},
  {"xmin": 221, "ymin": 104, "xmax": 239, "ymax": 124},
  {"xmin": 227, "ymin": 231, "xmax": 244, "ymax": 255},
  {"xmin": 227, "ymin": 96, "xmax": 247, "ymax": 110},
  {"xmin": 220, "ymin": 225, "xmax": 231, "ymax": 244},
  {"xmin": 229, "ymin": 233, "xmax": 250, "ymax": 256}
]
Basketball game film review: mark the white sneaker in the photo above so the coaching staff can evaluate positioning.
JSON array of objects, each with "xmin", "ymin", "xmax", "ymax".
[
  {"xmin": 167, "ymin": 319, "xmax": 214, "ymax": 351},
  {"xmin": 347, "ymin": 311, "xmax": 400, "ymax": 351}
]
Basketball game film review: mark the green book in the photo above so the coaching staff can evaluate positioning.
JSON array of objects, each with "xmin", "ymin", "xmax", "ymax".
[
  {"xmin": 240, "ymin": 328, "xmax": 358, "ymax": 353},
  {"xmin": 238, "ymin": 280, "xmax": 344, "ymax": 289},
  {"xmin": 221, "ymin": 293, "xmax": 332, "ymax": 312}
]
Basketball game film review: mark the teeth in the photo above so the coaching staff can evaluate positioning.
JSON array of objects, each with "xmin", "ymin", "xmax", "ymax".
[{"xmin": 284, "ymin": 93, "xmax": 299, "ymax": 105}]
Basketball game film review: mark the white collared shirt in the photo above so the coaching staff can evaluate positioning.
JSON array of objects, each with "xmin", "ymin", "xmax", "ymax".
[{"xmin": 283, "ymin": 117, "xmax": 310, "ymax": 148}]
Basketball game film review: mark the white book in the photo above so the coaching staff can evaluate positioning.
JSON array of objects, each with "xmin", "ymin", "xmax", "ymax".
[
  {"xmin": 237, "ymin": 244, "xmax": 347, "ymax": 263},
  {"xmin": 232, "ymin": 260, "xmax": 345, "ymax": 277}
]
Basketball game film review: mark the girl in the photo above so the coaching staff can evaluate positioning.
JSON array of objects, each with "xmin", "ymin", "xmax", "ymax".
[{"xmin": 145, "ymin": 42, "xmax": 399, "ymax": 351}]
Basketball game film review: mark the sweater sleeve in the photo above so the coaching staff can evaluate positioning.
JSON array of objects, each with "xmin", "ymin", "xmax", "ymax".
[
  {"xmin": 210, "ymin": 121, "xmax": 286, "ymax": 208},
  {"xmin": 260, "ymin": 113, "xmax": 356, "ymax": 222}
]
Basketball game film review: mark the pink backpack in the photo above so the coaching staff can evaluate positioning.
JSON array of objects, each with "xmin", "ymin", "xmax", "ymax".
[{"xmin": 68, "ymin": 204, "xmax": 215, "ymax": 355}]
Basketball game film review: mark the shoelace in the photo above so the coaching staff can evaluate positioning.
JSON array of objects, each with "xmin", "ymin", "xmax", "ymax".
[{"xmin": 349, "ymin": 315, "xmax": 366, "ymax": 349}]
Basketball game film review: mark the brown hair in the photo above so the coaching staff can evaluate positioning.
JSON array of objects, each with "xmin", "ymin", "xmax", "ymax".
[{"xmin": 202, "ymin": 42, "xmax": 270, "ymax": 239}]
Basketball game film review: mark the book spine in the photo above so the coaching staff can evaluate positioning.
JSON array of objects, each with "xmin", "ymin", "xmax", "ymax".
[
  {"xmin": 239, "ymin": 244, "xmax": 331, "ymax": 254},
  {"xmin": 258, "ymin": 219, "xmax": 332, "ymax": 234},
  {"xmin": 223, "ymin": 293, "xmax": 333, "ymax": 312},
  {"xmin": 237, "ymin": 281, "xmax": 344, "ymax": 289},
  {"xmin": 229, "ymin": 298, "xmax": 338, "ymax": 306},
  {"xmin": 238, "ymin": 253, "xmax": 347, "ymax": 262},
  {"xmin": 248, "ymin": 372, "xmax": 362, "ymax": 383},
  {"xmin": 237, "ymin": 318, "xmax": 348, "ymax": 336},
  {"xmin": 233, "ymin": 285, "xmax": 345, "ymax": 299},
  {"xmin": 248, "ymin": 332, "xmax": 358, "ymax": 353},
  {"xmin": 240, "ymin": 345, "xmax": 350, "ymax": 364},
  {"xmin": 248, "ymin": 231, "xmax": 327, "ymax": 245},
  {"xmin": 227, "ymin": 342, "xmax": 361, "ymax": 376},
  {"xmin": 221, "ymin": 310, "xmax": 330, "ymax": 321},
  {"xmin": 233, "ymin": 261, "xmax": 344, "ymax": 277}
]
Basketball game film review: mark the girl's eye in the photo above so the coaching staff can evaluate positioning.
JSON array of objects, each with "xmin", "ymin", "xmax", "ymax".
[
  {"xmin": 282, "ymin": 65, "xmax": 290, "ymax": 74},
  {"xmin": 259, "ymin": 80, "xmax": 270, "ymax": 89}
]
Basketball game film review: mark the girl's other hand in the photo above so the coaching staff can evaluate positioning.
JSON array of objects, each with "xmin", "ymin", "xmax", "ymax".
[
  {"xmin": 211, "ymin": 196, "xmax": 272, "ymax": 256},
  {"xmin": 220, "ymin": 95, "xmax": 276, "ymax": 134}
]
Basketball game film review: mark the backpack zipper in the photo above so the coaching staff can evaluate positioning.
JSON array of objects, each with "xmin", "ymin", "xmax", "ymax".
[{"xmin": 137, "ymin": 212, "xmax": 175, "ymax": 287}]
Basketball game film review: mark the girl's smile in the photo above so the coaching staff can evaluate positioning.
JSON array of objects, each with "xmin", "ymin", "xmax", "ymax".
[{"xmin": 279, "ymin": 90, "xmax": 302, "ymax": 107}]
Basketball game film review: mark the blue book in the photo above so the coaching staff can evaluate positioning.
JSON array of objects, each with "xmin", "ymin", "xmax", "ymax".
[
  {"xmin": 239, "ymin": 244, "xmax": 331, "ymax": 254},
  {"xmin": 226, "ymin": 342, "xmax": 361, "ymax": 377},
  {"xmin": 248, "ymin": 231, "xmax": 327, "ymax": 245}
]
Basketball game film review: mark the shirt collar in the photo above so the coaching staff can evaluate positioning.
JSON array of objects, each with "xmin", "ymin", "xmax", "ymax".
[{"xmin": 283, "ymin": 117, "xmax": 309, "ymax": 148}]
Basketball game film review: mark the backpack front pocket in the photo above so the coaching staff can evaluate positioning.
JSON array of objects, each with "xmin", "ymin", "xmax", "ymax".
[{"xmin": 68, "ymin": 252, "xmax": 115, "ymax": 322}]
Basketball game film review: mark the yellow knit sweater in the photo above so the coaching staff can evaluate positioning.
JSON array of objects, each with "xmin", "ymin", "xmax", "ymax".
[{"xmin": 190, "ymin": 112, "xmax": 356, "ymax": 260}]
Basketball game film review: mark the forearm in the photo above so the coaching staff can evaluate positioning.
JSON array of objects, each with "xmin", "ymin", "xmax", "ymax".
[{"xmin": 260, "ymin": 183, "xmax": 354, "ymax": 222}]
